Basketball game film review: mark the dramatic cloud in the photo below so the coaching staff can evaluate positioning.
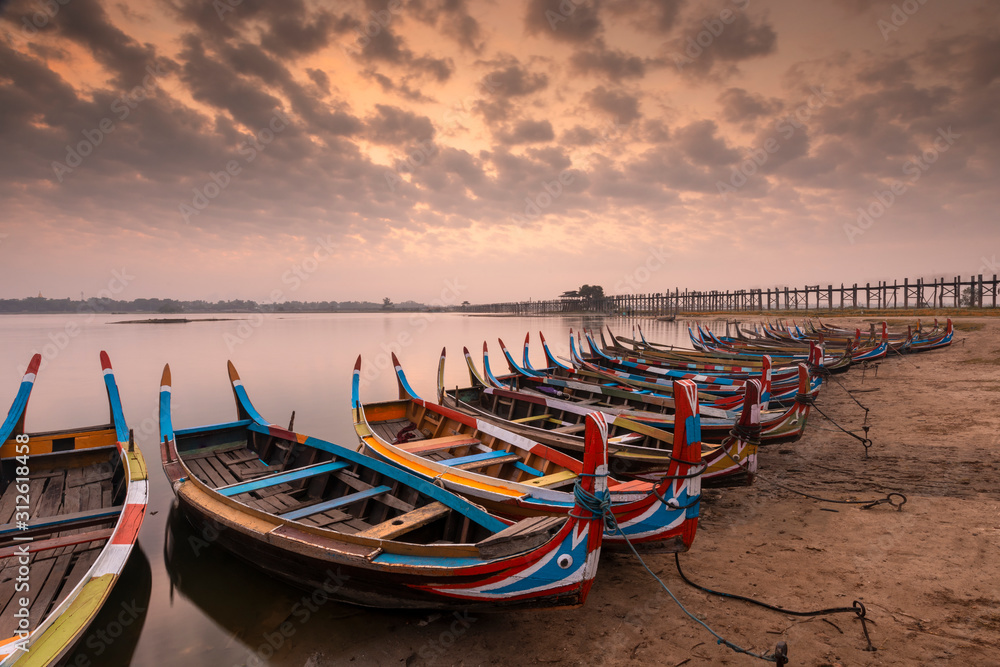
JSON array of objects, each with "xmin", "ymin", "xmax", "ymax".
[{"xmin": 0, "ymin": 0, "xmax": 996, "ymax": 303}]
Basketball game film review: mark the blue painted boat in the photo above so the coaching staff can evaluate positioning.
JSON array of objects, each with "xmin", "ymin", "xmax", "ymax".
[{"xmin": 159, "ymin": 361, "xmax": 608, "ymax": 611}]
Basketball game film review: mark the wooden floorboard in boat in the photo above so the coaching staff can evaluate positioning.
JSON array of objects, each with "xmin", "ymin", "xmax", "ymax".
[
  {"xmin": 28, "ymin": 553, "xmax": 69, "ymax": 627},
  {"xmin": 206, "ymin": 456, "xmax": 239, "ymax": 486}
]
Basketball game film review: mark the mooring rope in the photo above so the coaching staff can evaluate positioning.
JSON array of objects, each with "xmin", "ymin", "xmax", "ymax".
[
  {"xmin": 573, "ymin": 476, "xmax": 787, "ymax": 664},
  {"xmin": 809, "ymin": 402, "xmax": 873, "ymax": 457},
  {"xmin": 673, "ymin": 555, "xmax": 877, "ymax": 652}
]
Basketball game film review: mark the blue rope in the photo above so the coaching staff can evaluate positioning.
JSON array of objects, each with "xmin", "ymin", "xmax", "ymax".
[{"xmin": 572, "ymin": 478, "xmax": 778, "ymax": 663}]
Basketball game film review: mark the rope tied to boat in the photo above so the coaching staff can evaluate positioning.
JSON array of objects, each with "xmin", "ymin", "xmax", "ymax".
[
  {"xmin": 810, "ymin": 403, "xmax": 873, "ymax": 457},
  {"xmin": 729, "ymin": 423, "xmax": 762, "ymax": 447},
  {"xmin": 827, "ymin": 374, "xmax": 871, "ymax": 418},
  {"xmin": 754, "ymin": 472, "xmax": 907, "ymax": 512},
  {"xmin": 572, "ymin": 476, "xmax": 786, "ymax": 664},
  {"xmin": 806, "ymin": 362, "xmax": 831, "ymax": 378},
  {"xmin": 674, "ymin": 555, "xmax": 877, "ymax": 652}
]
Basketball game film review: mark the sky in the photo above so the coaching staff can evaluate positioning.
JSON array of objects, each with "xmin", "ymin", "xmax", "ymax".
[{"xmin": 0, "ymin": 0, "xmax": 997, "ymax": 305}]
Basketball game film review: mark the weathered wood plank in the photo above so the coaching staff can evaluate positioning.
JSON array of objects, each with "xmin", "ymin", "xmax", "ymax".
[{"xmin": 354, "ymin": 502, "xmax": 451, "ymax": 541}]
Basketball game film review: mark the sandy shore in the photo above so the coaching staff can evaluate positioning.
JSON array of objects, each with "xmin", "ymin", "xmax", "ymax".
[{"xmin": 282, "ymin": 316, "xmax": 999, "ymax": 666}]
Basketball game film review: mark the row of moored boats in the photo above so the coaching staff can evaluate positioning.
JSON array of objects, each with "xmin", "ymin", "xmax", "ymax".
[{"xmin": 0, "ymin": 317, "xmax": 954, "ymax": 662}]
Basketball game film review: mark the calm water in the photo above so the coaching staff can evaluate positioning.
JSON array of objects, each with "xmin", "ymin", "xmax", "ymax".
[{"xmin": 0, "ymin": 312, "xmax": 692, "ymax": 666}]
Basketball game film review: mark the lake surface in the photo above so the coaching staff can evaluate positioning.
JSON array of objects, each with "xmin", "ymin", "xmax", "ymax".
[{"xmin": 0, "ymin": 312, "xmax": 694, "ymax": 666}]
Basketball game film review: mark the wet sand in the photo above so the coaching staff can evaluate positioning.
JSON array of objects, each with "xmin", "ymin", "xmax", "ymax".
[{"xmin": 259, "ymin": 317, "xmax": 1000, "ymax": 666}]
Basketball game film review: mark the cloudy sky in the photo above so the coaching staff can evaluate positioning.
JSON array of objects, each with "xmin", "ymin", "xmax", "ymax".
[{"xmin": 0, "ymin": 0, "xmax": 997, "ymax": 304}]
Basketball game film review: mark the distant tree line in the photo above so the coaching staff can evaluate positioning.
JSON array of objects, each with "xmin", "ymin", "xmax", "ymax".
[{"xmin": 0, "ymin": 296, "xmax": 434, "ymax": 314}]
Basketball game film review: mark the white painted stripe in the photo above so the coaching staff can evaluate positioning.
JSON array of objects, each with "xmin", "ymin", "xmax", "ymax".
[
  {"xmin": 232, "ymin": 380, "xmax": 243, "ymax": 387},
  {"xmin": 103, "ymin": 368, "xmax": 113, "ymax": 377},
  {"xmin": 126, "ymin": 480, "xmax": 149, "ymax": 505},
  {"xmin": 23, "ymin": 373, "xmax": 36, "ymax": 383},
  {"xmin": 160, "ymin": 385, "xmax": 171, "ymax": 392},
  {"xmin": 89, "ymin": 543, "xmax": 133, "ymax": 578}
]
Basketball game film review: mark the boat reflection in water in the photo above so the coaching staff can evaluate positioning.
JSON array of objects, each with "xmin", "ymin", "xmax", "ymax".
[
  {"xmin": 64, "ymin": 546, "xmax": 152, "ymax": 667},
  {"xmin": 162, "ymin": 504, "xmax": 374, "ymax": 664}
]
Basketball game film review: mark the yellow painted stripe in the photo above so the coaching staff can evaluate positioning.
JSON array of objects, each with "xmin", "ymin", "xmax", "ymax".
[
  {"xmin": 366, "ymin": 438, "xmax": 523, "ymax": 498},
  {"xmin": 126, "ymin": 448, "xmax": 148, "ymax": 482},
  {"xmin": 11, "ymin": 575, "xmax": 116, "ymax": 666}
]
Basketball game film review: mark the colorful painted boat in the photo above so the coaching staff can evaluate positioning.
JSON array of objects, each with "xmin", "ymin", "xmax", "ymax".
[
  {"xmin": 160, "ymin": 361, "xmax": 607, "ymax": 611},
  {"xmin": 493, "ymin": 336, "xmax": 813, "ymax": 446},
  {"xmin": 353, "ymin": 355, "xmax": 703, "ymax": 551},
  {"xmin": 441, "ymin": 346, "xmax": 763, "ymax": 485},
  {"xmin": 0, "ymin": 353, "xmax": 147, "ymax": 665}
]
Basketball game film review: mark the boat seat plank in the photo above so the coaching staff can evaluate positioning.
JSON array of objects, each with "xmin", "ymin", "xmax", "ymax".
[
  {"xmin": 218, "ymin": 461, "xmax": 349, "ymax": 497},
  {"xmin": 332, "ymin": 472, "xmax": 415, "ymax": 514},
  {"xmin": 522, "ymin": 470, "xmax": 578, "ymax": 488},
  {"xmin": 398, "ymin": 435, "xmax": 480, "ymax": 455},
  {"xmin": 354, "ymin": 502, "xmax": 451, "ymax": 541},
  {"xmin": 511, "ymin": 414, "xmax": 552, "ymax": 424},
  {"xmin": 280, "ymin": 486, "xmax": 392, "ymax": 521},
  {"xmin": 551, "ymin": 423, "xmax": 586, "ymax": 434},
  {"xmin": 513, "ymin": 461, "xmax": 544, "ymax": 477},
  {"xmin": 452, "ymin": 453, "xmax": 521, "ymax": 471},
  {"xmin": 0, "ymin": 528, "xmax": 113, "ymax": 559},
  {"xmin": 610, "ymin": 479, "xmax": 651, "ymax": 492},
  {"xmin": 443, "ymin": 451, "xmax": 518, "ymax": 467}
]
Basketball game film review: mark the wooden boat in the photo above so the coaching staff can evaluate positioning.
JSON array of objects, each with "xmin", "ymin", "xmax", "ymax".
[
  {"xmin": 565, "ymin": 332, "xmax": 819, "ymax": 411},
  {"xmin": 0, "ymin": 353, "xmax": 148, "ymax": 665},
  {"xmin": 472, "ymin": 342, "xmax": 811, "ymax": 448},
  {"xmin": 441, "ymin": 347, "xmax": 763, "ymax": 485},
  {"xmin": 159, "ymin": 361, "xmax": 607, "ymax": 611},
  {"xmin": 612, "ymin": 325, "xmax": 854, "ymax": 375},
  {"xmin": 353, "ymin": 355, "xmax": 703, "ymax": 551}
]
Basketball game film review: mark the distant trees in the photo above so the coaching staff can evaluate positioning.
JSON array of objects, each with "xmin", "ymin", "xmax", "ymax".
[
  {"xmin": 559, "ymin": 285, "xmax": 605, "ymax": 311},
  {"xmin": 382, "ymin": 297, "xmax": 394, "ymax": 310}
]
